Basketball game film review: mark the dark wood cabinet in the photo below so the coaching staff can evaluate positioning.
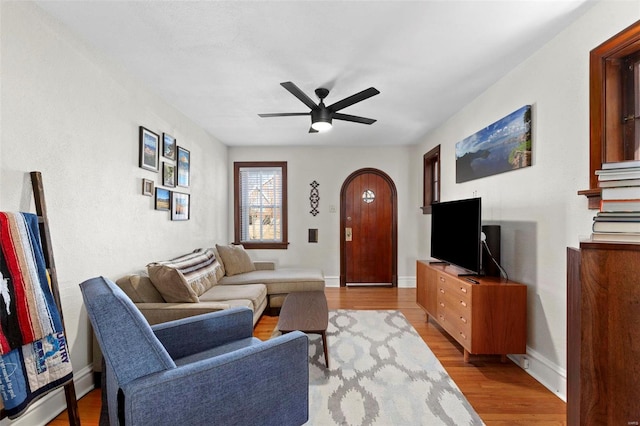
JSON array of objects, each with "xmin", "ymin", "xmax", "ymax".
[
  {"xmin": 566, "ymin": 241, "xmax": 640, "ymax": 425},
  {"xmin": 416, "ymin": 260, "xmax": 527, "ymax": 362}
]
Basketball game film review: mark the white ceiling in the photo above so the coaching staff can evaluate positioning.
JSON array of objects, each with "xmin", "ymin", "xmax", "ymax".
[{"xmin": 35, "ymin": 0, "xmax": 594, "ymax": 147}]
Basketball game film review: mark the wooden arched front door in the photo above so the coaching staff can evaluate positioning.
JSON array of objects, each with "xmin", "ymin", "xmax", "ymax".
[{"xmin": 340, "ymin": 168, "xmax": 397, "ymax": 287}]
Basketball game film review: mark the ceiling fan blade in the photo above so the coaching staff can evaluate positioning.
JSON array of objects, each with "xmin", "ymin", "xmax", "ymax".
[
  {"xmin": 308, "ymin": 127, "xmax": 319, "ymax": 133},
  {"xmin": 333, "ymin": 112, "xmax": 377, "ymax": 125},
  {"xmin": 258, "ymin": 112, "xmax": 310, "ymax": 117},
  {"xmin": 328, "ymin": 87, "xmax": 380, "ymax": 112},
  {"xmin": 280, "ymin": 82, "xmax": 318, "ymax": 110}
]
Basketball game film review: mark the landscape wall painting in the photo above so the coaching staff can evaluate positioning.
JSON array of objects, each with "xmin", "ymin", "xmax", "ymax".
[{"xmin": 456, "ymin": 105, "xmax": 532, "ymax": 183}]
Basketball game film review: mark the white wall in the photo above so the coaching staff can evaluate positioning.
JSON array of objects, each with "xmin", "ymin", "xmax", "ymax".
[
  {"xmin": 228, "ymin": 145, "xmax": 418, "ymax": 286},
  {"xmin": 0, "ymin": 3, "xmax": 228, "ymax": 424},
  {"xmin": 411, "ymin": 0, "xmax": 640, "ymax": 400}
]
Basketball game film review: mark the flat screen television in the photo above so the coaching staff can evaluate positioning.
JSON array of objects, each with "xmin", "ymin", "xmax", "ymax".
[{"xmin": 430, "ymin": 197, "xmax": 482, "ymax": 275}]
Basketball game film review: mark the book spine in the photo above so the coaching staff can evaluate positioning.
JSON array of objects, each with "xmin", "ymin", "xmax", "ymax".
[
  {"xmin": 598, "ymin": 178, "xmax": 640, "ymax": 188},
  {"xmin": 600, "ymin": 199, "xmax": 640, "ymax": 212},
  {"xmin": 596, "ymin": 172, "xmax": 640, "ymax": 181},
  {"xmin": 601, "ymin": 186, "xmax": 640, "ymax": 200},
  {"xmin": 591, "ymin": 232, "xmax": 640, "ymax": 243},
  {"xmin": 601, "ymin": 160, "xmax": 640, "ymax": 170},
  {"xmin": 592, "ymin": 222, "xmax": 640, "ymax": 232}
]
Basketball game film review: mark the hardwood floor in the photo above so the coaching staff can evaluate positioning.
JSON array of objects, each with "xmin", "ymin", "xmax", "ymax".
[{"xmin": 49, "ymin": 287, "xmax": 566, "ymax": 425}]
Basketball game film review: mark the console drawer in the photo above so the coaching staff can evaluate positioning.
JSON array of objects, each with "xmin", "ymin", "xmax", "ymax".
[{"xmin": 437, "ymin": 272, "xmax": 472, "ymax": 303}]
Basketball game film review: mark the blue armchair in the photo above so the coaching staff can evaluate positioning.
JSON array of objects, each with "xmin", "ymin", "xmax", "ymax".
[{"xmin": 80, "ymin": 276, "xmax": 309, "ymax": 426}]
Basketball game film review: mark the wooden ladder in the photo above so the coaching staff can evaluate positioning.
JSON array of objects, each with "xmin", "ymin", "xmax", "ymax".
[{"xmin": 0, "ymin": 172, "xmax": 81, "ymax": 425}]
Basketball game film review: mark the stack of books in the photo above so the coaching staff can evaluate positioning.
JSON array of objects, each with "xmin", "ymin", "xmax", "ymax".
[{"xmin": 592, "ymin": 160, "xmax": 640, "ymax": 242}]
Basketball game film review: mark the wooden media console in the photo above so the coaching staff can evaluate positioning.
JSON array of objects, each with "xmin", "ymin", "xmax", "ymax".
[{"xmin": 416, "ymin": 260, "xmax": 527, "ymax": 362}]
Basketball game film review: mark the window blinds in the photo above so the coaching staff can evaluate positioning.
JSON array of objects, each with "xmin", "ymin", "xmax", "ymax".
[{"xmin": 239, "ymin": 166, "xmax": 282, "ymax": 242}]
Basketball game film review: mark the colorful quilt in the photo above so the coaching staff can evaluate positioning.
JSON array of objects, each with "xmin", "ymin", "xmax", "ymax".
[{"xmin": 0, "ymin": 212, "xmax": 73, "ymax": 419}]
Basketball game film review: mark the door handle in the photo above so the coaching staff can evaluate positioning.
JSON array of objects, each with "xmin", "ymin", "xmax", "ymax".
[{"xmin": 345, "ymin": 227, "xmax": 352, "ymax": 241}]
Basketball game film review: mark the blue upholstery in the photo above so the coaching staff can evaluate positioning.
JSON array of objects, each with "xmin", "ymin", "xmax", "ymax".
[{"xmin": 80, "ymin": 276, "xmax": 309, "ymax": 426}]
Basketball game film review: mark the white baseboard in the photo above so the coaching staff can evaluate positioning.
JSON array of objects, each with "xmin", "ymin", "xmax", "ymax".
[
  {"xmin": 324, "ymin": 276, "xmax": 340, "ymax": 287},
  {"xmin": 397, "ymin": 276, "xmax": 415, "ymax": 288},
  {"xmin": 509, "ymin": 347, "xmax": 567, "ymax": 402},
  {"xmin": 324, "ymin": 276, "xmax": 416, "ymax": 288},
  {"xmin": 1, "ymin": 365, "xmax": 95, "ymax": 426}
]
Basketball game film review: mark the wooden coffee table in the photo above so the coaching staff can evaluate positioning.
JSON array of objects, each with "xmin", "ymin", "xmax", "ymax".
[{"xmin": 277, "ymin": 291, "xmax": 329, "ymax": 367}]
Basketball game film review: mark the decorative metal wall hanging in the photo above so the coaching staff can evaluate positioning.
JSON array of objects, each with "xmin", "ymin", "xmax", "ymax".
[{"xmin": 310, "ymin": 181, "xmax": 320, "ymax": 216}]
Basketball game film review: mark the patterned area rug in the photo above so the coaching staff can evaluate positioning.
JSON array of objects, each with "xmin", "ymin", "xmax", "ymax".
[{"xmin": 301, "ymin": 310, "xmax": 484, "ymax": 426}]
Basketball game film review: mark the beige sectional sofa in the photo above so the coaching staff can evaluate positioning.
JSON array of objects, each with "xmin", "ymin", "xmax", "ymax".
[
  {"xmin": 115, "ymin": 272, "xmax": 268, "ymax": 325},
  {"xmin": 93, "ymin": 245, "xmax": 325, "ymax": 378},
  {"xmin": 116, "ymin": 244, "xmax": 325, "ymax": 324},
  {"xmin": 116, "ymin": 259, "xmax": 325, "ymax": 325}
]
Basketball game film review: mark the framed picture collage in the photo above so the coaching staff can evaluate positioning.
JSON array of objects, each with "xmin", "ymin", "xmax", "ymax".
[{"xmin": 138, "ymin": 126, "xmax": 190, "ymax": 221}]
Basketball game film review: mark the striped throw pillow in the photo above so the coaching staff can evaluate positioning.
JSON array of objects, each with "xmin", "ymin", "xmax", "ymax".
[{"xmin": 147, "ymin": 248, "xmax": 222, "ymax": 302}]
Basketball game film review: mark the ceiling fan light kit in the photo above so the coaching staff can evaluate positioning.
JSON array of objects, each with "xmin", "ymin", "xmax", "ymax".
[
  {"xmin": 259, "ymin": 81, "xmax": 379, "ymax": 133},
  {"xmin": 311, "ymin": 120, "xmax": 332, "ymax": 132}
]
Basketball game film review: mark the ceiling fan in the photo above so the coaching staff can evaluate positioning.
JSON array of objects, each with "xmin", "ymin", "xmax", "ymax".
[{"xmin": 259, "ymin": 81, "xmax": 380, "ymax": 133}]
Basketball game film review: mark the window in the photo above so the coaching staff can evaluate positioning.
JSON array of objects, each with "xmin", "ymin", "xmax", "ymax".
[
  {"xmin": 362, "ymin": 189, "xmax": 375, "ymax": 204},
  {"xmin": 581, "ymin": 21, "xmax": 640, "ymax": 208},
  {"xmin": 234, "ymin": 162, "xmax": 288, "ymax": 249},
  {"xmin": 621, "ymin": 51, "xmax": 640, "ymax": 159},
  {"xmin": 421, "ymin": 145, "xmax": 441, "ymax": 214}
]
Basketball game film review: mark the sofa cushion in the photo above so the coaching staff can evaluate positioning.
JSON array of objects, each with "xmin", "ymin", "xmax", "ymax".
[
  {"xmin": 199, "ymin": 283, "xmax": 267, "ymax": 314},
  {"xmin": 147, "ymin": 249, "xmax": 221, "ymax": 303},
  {"xmin": 218, "ymin": 268, "xmax": 324, "ymax": 289},
  {"xmin": 116, "ymin": 273, "xmax": 164, "ymax": 303},
  {"xmin": 215, "ymin": 244, "xmax": 256, "ymax": 276},
  {"xmin": 218, "ymin": 268, "xmax": 325, "ymax": 308}
]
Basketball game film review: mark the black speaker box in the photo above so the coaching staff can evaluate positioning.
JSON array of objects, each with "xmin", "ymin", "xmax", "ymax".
[{"xmin": 482, "ymin": 225, "xmax": 501, "ymax": 277}]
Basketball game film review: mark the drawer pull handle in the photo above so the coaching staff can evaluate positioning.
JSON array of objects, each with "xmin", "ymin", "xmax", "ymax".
[
  {"xmin": 460, "ymin": 300, "xmax": 467, "ymax": 307},
  {"xmin": 439, "ymin": 302, "xmax": 445, "ymax": 308},
  {"xmin": 440, "ymin": 288, "xmax": 445, "ymax": 294},
  {"xmin": 439, "ymin": 276, "xmax": 445, "ymax": 282},
  {"xmin": 460, "ymin": 287, "xmax": 468, "ymax": 293},
  {"xmin": 459, "ymin": 332, "xmax": 467, "ymax": 340},
  {"xmin": 460, "ymin": 317, "xmax": 467, "ymax": 324}
]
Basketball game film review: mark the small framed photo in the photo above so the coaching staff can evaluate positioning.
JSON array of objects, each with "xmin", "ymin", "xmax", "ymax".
[
  {"xmin": 177, "ymin": 146, "xmax": 190, "ymax": 187},
  {"xmin": 163, "ymin": 133, "xmax": 176, "ymax": 160},
  {"xmin": 155, "ymin": 188, "xmax": 171, "ymax": 211},
  {"xmin": 171, "ymin": 192, "xmax": 190, "ymax": 221},
  {"xmin": 163, "ymin": 162, "xmax": 176, "ymax": 187},
  {"xmin": 142, "ymin": 178, "xmax": 154, "ymax": 196},
  {"xmin": 139, "ymin": 126, "xmax": 159, "ymax": 172}
]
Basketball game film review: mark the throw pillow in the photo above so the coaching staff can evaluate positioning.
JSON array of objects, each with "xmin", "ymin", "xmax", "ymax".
[
  {"xmin": 195, "ymin": 248, "xmax": 225, "ymax": 282},
  {"xmin": 215, "ymin": 244, "xmax": 256, "ymax": 277},
  {"xmin": 147, "ymin": 248, "xmax": 220, "ymax": 303}
]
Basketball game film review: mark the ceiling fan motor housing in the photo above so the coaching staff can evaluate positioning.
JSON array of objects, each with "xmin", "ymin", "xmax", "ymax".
[
  {"xmin": 311, "ymin": 106, "xmax": 332, "ymax": 131},
  {"xmin": 311, "ymin": 106, "xmax": 332, "ymax": 124}
]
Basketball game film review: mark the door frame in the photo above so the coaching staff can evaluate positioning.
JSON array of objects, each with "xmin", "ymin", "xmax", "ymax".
[{"xmin": 339, "ymin": 168, "xmax": 398, "ymax": 287}]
